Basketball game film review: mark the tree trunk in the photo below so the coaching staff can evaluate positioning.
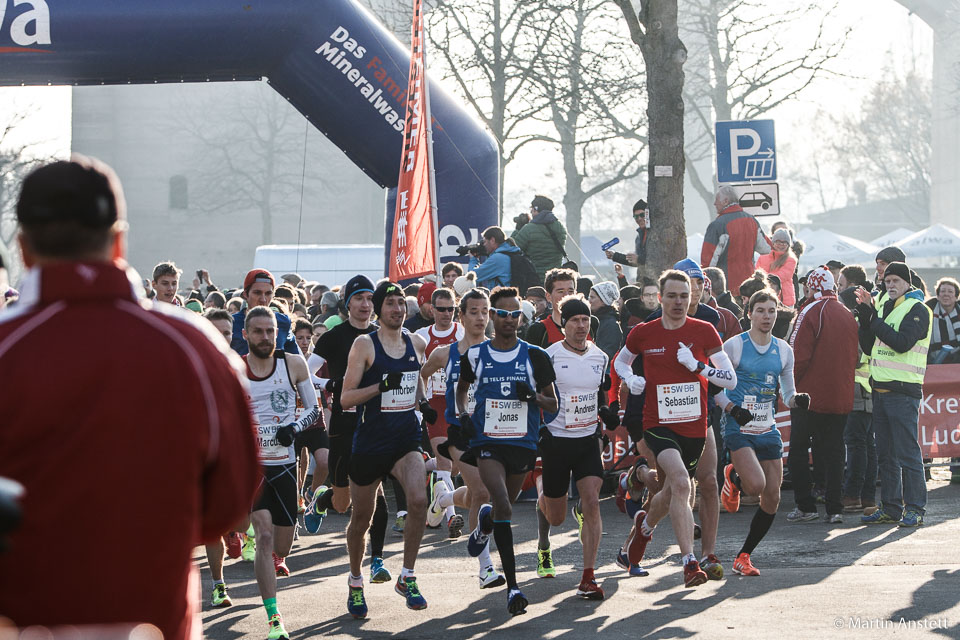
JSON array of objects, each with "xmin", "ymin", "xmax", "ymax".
[{"xmin": 639, "ymin": 0, "xmax": 687, "ymax": 281}]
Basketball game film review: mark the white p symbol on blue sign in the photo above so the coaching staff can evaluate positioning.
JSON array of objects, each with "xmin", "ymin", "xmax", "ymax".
[{"xmin": 715, "ymin": 120, "xmax": 776, "ymax": 183}]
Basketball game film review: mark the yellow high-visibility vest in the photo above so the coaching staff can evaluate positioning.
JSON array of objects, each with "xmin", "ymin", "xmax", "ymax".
[{"xmin": 869, "ymin": 297, "xmax": 931, "ymax": 385}]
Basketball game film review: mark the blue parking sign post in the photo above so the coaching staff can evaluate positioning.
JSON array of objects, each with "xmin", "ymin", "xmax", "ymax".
[{"xmin": 715, "ymin": 119, "xmax": 776, "ymax": 184}]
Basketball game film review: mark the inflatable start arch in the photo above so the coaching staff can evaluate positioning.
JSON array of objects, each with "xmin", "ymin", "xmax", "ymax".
[{"xmin": 0, "ymin": 0, "xmax": 499, "ymax": 267}]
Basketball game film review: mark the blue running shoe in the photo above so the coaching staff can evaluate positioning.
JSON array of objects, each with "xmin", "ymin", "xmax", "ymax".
[
  {"xmin": 370, "ymin": 556, "xmax": 392, "ymax": 583},
  {"xmin": 467, "ymin": 504, "xmax": 493, "ymax": 557},
  {"xmin": 395, "ymin": 576, "xmax": 428, "ymax": 610},
  {"xmin": 347, "ymin": 585, "xmax": 367, "ymax": 619},
  {"xmin": 861, "ymin": 509, "xmax": 900, "ymax": 525},
  {"xmin": 507, "ymin": 588, "xmax": 528, "ymax": 616},
  {"xmin": 303, "ymin": 486, "xmax": 328, "ymax": 534},
  {"xmin": 615, "ymin": 550, "xmax": 649, "ymax": 577},
  {"xmin": 898, "ymin": 510, "xmax": 924, "ymax": 528}
]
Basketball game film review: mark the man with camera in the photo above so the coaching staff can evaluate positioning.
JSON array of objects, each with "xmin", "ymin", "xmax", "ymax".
[
  {"xmin": 511, "ymin": 195, "xmax": 567, "ymax": 283},
  {"xmin": 462, "ymin": 226, "xmax": 522, "ymax": 289},
  {"xmin": 605, "ymin": 199, "xmax": 649, "ymax": 280}
]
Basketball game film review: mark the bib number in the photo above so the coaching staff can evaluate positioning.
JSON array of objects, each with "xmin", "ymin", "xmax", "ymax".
[
  {"xmin": 564, "ymin": 391, "xmax": 598, "ymax": 429},
  {"xmin": 656, "ymin": 382, "xmax": 701, "ymax": 423},
  {"xmin": 483, "ymin": 398, "xmax": 528, "ymax": 438},
  {"xmin": 381, "ymin": 371, "xmax": 419, "ymax": 412},
  {"xmin": 740, "ymin": 395, "xmax": 775, "ymax": 434},
  {"xmin": 430, "ymin": 369, "xmax": 446, "ymax": 399},
  {"xmin": 256, "ymin": 422, "xmax": 288, "ymax": 462}
]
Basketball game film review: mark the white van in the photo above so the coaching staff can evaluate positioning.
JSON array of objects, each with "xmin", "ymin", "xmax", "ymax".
[{"xmin": 253, "ymin": 244, "xmax": 384, "ymax": 286}]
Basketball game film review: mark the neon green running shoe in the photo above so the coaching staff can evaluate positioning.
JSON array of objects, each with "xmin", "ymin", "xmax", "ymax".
[
  {"xmin": 210, "ymin": 583, "xmax": 232, "ymax": 608},
  {"xmin": 537, "ymin": 547, "xmax": 556, "ymax": 578},
  {"xmin": 571, "ymin": 502, "xmax": 584, "ymax": 543},
  {"xmin": 267, "ymin": 613, "xmax": 289, "ymax": 639},
  {"xmin": 241, "ymin": 533, "xmax": 256, "ymax": 562}
]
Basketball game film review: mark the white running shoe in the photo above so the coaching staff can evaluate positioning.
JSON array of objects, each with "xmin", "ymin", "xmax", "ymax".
[
  {"xmin": 426, "ymin": 480, "xmax": 447, "ymax": 528},
  {"xmin": 479, "ymin": 566, "xmax": 506, "ymax": 589}
]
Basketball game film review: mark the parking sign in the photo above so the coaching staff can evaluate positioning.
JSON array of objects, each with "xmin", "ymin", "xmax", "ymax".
[{"xmin": 715, "ymin": 120, "xmax": 776, "ymax": 184}]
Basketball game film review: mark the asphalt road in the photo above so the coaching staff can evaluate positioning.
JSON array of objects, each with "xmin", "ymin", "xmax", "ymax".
[{"xmin": 199, "ymin": 470, "xmax": 960, "ymax": 639}]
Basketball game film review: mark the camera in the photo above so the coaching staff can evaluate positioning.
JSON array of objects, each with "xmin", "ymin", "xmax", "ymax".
[
  {"xmin": 513, "ymin": 212, "xmax": 530, "ymax": 230},
  {"xmin": 456, "ymin": 243, "xmax": 487, "ymax": 257}
]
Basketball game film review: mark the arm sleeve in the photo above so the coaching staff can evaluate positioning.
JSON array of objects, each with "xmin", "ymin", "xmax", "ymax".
[
  {"xmin": 525, "ymin": 321, "xmax": 547, "ymax": 348},
  {"xmin": 528, "ymin": 347, "xmax": 557, "ymax": 389},
  {"xmin": 778, "ymin": 340, "xmax": 797, "ymax": 406},
  {"xmin": 458, "ymin": 352, "xmax": 478, "ymax": 384},
  {"xmin": 306, "ymin": 353, "xmax": 327, "ymax": 376},
  {"xmin": 722, "ymin": 336, "xmax": 742, "ymax": 369},
  {"xmin": 293, "ymin": 378, "xmax": 320, "ymax": 432},
  {"xmin": 706, "ymin": 350, "xmax": 738, "ymax": 390},
  {"xmin": 614, "ymin": 345, "xmax": 638, "ymax": 381}
]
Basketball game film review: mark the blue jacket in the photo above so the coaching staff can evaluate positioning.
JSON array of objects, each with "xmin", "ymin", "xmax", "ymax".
[
  {"xmin": 468, "ymin": 243, "xmax": 521, "ymax": 288},
  {"xmin": 230, "ymin": 309, "xmax": 299, "ymax": 356}
]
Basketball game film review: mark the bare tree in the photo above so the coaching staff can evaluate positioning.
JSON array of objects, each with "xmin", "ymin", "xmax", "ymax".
[
  {"xmin": 614, "ymin": 0, "xmax": 688, "ymax": 277},
  {"xmin": 680, "ymin": 0, "xmax": 849, "ymax": 211},
  {"xmin": 527, "ymin": 0, "xmax": 648, "ymax": 249}
]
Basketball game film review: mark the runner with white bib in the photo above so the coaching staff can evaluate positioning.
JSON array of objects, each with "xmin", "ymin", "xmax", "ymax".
[
  {"xmin": 613, "ymin": 269, "xmax": 737, "ymax": 589},
  {"xmin": 243, "ymin": 306, "xmax": 321, "ymax": 640},
  {"xmin": 456, "ymin": 286, "xmax": 558, "ymax": 616},
  {"xmin": 715, "ymin": 289, "xmax": 809, "ymax": 577},
  {"xmin": 539, "ymin": 295, "xmax": 621, "ymax": 601}
]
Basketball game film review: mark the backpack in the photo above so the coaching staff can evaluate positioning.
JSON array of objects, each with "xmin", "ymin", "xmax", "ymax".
[{"xmin": 502, "ymin": 250, "xmax": 539, "ymax": 296}]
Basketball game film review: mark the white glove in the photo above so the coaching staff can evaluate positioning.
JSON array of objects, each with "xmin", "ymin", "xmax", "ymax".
[
  {"xmin": 677, "ymin": 342, "xmax": 699, "ymax": 372},
  {"xmin": 625, "ymin": 374, "xmax": 646, "ymax": 395}
]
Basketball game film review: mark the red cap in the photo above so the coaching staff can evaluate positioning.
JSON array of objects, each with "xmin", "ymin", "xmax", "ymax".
[
  {"xmin": 244, "ymin": 268, "xmax": 275, "ymax": 292},
  {"xmin": 417, "ymin": 282, "xmax": 437, "ymax": 307}
]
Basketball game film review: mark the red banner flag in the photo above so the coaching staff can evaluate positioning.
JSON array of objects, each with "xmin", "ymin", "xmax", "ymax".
[{"xmin": 388, "ymin": 0, "xmax": 438, "ymax": 281}]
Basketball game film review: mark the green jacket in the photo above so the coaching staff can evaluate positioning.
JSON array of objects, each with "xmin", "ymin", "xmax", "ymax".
[{"xmin": 511, "ymin": 211, "xmax": 566, "ymax": 282}]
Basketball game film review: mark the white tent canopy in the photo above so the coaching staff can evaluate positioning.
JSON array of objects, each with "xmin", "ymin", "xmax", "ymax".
[
  {"xmin": 796, "ymin": 228, "xmax": 878, "ymax": 268},
  {"xmin": 894, "ymin": 223, "xmax": 960, "ymax": 258},
  {"xmin": 871, "ymin": 227, "xmax": 914, "ymax": 248},
  {"xmin": 687, "ymin": 233, "xmax": 704, "ymax": 262}
]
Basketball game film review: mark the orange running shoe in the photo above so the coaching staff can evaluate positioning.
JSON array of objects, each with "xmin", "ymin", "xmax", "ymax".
[
  {"xmin": 683, "ymin": 559, "xmax": 708, "ymax": 588},
  {"xmin": 273, "ymin": 552, "xmax": 290, "ymax": 577},
  {"xmin": 224, "ymin": 531, "xmax": 243, "ymax": 559},
  {"xmin": 732, "ymin": 552, "xmax": 760, "ymax": 576},
  {"xmin": 721, "ymin": 464, "xmax": 740, "ymax": 513}
]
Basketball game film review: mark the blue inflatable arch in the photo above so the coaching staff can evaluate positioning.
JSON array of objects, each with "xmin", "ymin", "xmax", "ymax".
[{"xmin": 0, "ymin": 0, "xmax": 499, "ymax": 269}]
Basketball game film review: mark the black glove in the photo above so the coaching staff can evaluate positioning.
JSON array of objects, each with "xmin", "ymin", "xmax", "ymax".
[
  {"xmin": 538, "ymin": 426, "xmax": 554, "ymax": 447},
  {"xmin": 459, "ymin": 413, "xmax": 476, "ymax": 438},
  {"xmin": 730, "ymin": 405, "xmax": 755, "ymax": 427},
  {"xmin": 275, "ymin": 424, "xmax": 296, "ymax": 447},
  {"xmin": 379, "ymin": 371, "xmax": 404, "ymax": 392},
  {"xmin": 794, "ymin": 393, "xmax": 811, "ymax": 411},
  {"xmin": 598, "ymin": 405, "xmax": 620, "ymax": 429},
  {"xmin": 600, "ymin": 433, "xmax": 610, "ymax": 449},
  {"xmin": 601, "ymin": 374, "xmax": 612, "ymax": 392},
  {"xmin": 419, "ymin": 399, "xmax": 438, "ymax": 424},
  {"xmin": 515, "ymin": 381, "xmax": 537, "ymax": 402},
  {"xmin": 324, "ymin": 378, "xmax": 341, "ymax": 394},
  {"xmin": 609, "ymin": 400, "xmax": 620, "ymax": 415}
]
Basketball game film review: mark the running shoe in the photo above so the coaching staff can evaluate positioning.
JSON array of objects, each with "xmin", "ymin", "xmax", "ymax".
[
  {"xmin": 626, "ymin": 510, "xmax": 651, "ymax": 565},
  {"xmin": 347, "ymin": 585, "xmax": 367, "ymax": 619},
  {"xmin": 507, "ymin": 588, "xmax": 528, "ymax": 616},
  {"xmin": 721, "ymin": 464, "xmax": 740, "ymax": 513},
  {"xmin": 861, "ymin": 509, "xmax": 900, "ymax": 525},
  {"xmin": 615, "ymin": 550, "xmax": 649, "ymax": 577},
  {"xmin": 273, "ymin": 553, "xmax": 290, "ymax": 577},
  {"xmin": 241, "ymin": 533, "xmax": 256, "ymax": 562},
  {"xmin": 572, "ymin": 502, "xmax": 584, "ymax": 543},
  {"xmin": 426, "ymin": 481, "xmax": 447, "ymax": 528},
  {"xmin": 898, "ymin": 510, "xmax": 924, "ymax": 528},
  {"xmin": 467, "ymin": 504, "xmax": 492, "ymax": 557},
  {"xmin": 785, "ymin": 507, "xmax": 819, "ymax": 523},
  {"xmin": 267, "ymin": 613, "xmax": 289, "ymax": 639},
  {"xmin": 826, "ymin": 513, "xmax": 843, "ymax": 524},
  {"xmin": 700, "ymin": 554, "xmax": 724, "ymax": 580},
  {"xmin": 395, "ymin": 576, "xmax": 428, "ymax": 610},
  {"xmin": 392, "ymin": 514, "xmax": 406, "ymax": 535},
  {"xmin": 732, "ymin": 552, "xmax": 760, "ymax": 576},
  {"xmin": 225, "ymin": 531, "xmax": 243, "ymax": 559},
  {"xmin": 536, "ymin": 547, "xmax": 556, "ymax": 578},
  {"xmin": 210, "ymin": 583, "xmax": 232, "ymax": 608},
  {"xmin": 479, "ymin": 566, "xmax": 506, "ymax": 589},
  {"xmin": 370, "ymin": 556, "xmax": 392, "ymax": 583},
  {"xmin": 576, "ymin": 579, "xmax": 605, "ymax": 600},
  {"xmin": 447, "ymin": 513, "xmax": 465, "ymax": 539},
  {"xmin": 615, "ymin": 471, "xmax": 628, "ymax": 513},
  {"xmin": 303, "ymin": 486, "xmax": 328, "ymax": 534},
  {"xmin": 683, "ymin": 559, "xmax": 708, "ymax": 588}
]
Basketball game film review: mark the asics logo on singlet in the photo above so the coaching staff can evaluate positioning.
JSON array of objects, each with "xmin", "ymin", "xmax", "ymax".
[{"xmin": 644, "ymin": 347, "xmax": 666, "ymax": 355}]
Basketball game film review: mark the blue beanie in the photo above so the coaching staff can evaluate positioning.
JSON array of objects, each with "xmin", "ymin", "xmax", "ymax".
[{"xmin": 673, "ymin": 258, "xmax": 704, "ymax": 281}]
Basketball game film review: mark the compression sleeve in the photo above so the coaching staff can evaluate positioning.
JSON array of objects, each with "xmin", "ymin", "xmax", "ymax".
[
  {"xmin": 778, "ymin": 339, "xmax": 797, "ymax": 407},
  {"xmin": 528, "ymin": 347, "xmax": 557, "ymax": 390},
  {"xmin": 704, "ymin": 350, "xmax": 737, "ymax": 390},
  {"xmin": 293, "ymin": 378, "xmax": 321, "ymax": 432},
  {"xmin": 614, "ymin": 347, "xmax": 638, "ymax": 382},
  {"xmin": 306, "ymin": 353, "xmax": 326, "ymax": 377},
  {"xmin": 721, "ymin": 336, "xmax": 742, "ymax": 369}
]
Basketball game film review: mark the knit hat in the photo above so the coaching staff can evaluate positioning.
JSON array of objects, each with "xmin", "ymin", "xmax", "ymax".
[
  {"xmin": 560, "ymin": 296, "xmax": 591, "ymax": 327},
  {"xmin": 243, "ymin": 268, "xmax": 275, "ymax": 293},
  {"xmin": 591, "ymin": 281, "xmax": 619, "ymax": 307},
  {"xmin": 805, "ymin": 266, "xmax": 835, "ymax": 298},
  {"xmin": 342, "ymin": 274, "xmax": 375, "ymax": 306},
  {"xmin": 531, "ymin": 195, "xmax": 554, "ymax": 211},
  {"xmin": 772, "ymin": 228, "xmax": 791, "ymax": 244},
  {"xmin": 372, "ymin": 280, "xmax": 405, "ymax": 316},
  {"xmin": 883, "ymin": 261, "xmax": 911, "ymax": 284},
  {"xmin": 453, "ymin": 272, "xmax": 476, "ymax": 297},
  {"xmin": 673, "ymin": 258, "xmax": 704, "ymax": 281},
  {"xmin": 417, "ymin": 281, "xmax": 437, "ymax": 307},
  {"xmin": 876, "ymin": 246, "xmax": 906, "ymax": 264}
]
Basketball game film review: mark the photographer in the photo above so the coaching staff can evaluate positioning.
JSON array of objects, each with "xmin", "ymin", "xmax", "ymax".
[
  {"xmin": 605, "ymin": 199, "xmax": 649, "ymax": 279},
  {"xmin": 511, "ymin": 194, "xmax": 567, "ymax": 282},
  {"xmin": 462, "ymin": 225, "xmax": 521, "ymax": 288}
]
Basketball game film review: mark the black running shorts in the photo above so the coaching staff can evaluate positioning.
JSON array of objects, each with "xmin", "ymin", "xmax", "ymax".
[
  {"xmin": 295, "ymin": 427, "xmax": 329, "ymax": 455},
  {"xmin": 349, "ymin": 442, "xmax": 423, "ymax": 487},
  {"xmin": 540, "ymin": 433, "xmax": 604, "ymax": 498},
  {"xmin": 460, "ymin": 444, "xmax": 537, "ymax": 476},
  {"xmin": 252, "ymin": 462, "xmax": 299, "ymax": 527},
  {"xmin": 643, "ymin": 426, "xmax": 706, "ymax": 477},
  {"xmin": 327, "ymin": 413, "xmax": 357, "ymax": 488}
]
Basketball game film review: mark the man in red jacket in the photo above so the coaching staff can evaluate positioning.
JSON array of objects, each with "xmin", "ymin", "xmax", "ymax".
[
  {"xmin": 701, "ymin": 186, "xmax": 771, "ymax": 297},
  {"xmin": 0, "ymin": 157, "xmax": 260, "ymax": 640},
  {"xmin": 785, "ymin": 266, "xmax": 858, "ymax": 523}
]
